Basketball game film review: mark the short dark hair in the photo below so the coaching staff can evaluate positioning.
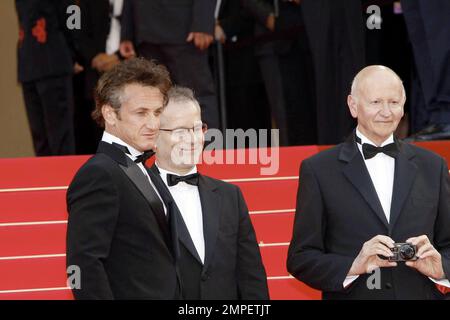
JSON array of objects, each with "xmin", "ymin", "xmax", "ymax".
[{"xmin": 92, "ymin": 57, "xmax": 172, "ymax": 127}]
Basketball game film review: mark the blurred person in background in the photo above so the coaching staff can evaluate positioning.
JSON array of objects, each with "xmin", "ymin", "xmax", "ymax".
[
  {"xmin": 216, "ymin": 0, "xmax": 316, "ymax": 146},
  {"xmin": 15, "ymin": 0, "xmax": 77, "ymax": 155},
  {"xmin": 120, "ymin": 0, "xmax": 220, "ymax": 130},
  {"xmin": 301, "ymin": 0, "xmax": 365, "ymax": 145},
  {"xmin": 214, "ymin": 0, "xmax": 272, "ymax": 139},
  {"xmin": 73, "ymin": 0, "xmax": 125, "ymax": 154},
  {"xmin": 402, "ymin": 0, "xmax": 450, "ymax": 141}
]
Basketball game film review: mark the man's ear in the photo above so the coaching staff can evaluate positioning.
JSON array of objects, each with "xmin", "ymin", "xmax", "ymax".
[
  {"xmin": 102, "ymin": 105, "xmax": 118, "ymax": 126},
  {"xmin": 347, "ymin": 95, "xmax": 358, "ymax": 119}
]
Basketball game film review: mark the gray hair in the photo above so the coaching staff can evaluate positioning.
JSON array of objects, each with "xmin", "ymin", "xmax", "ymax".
[{"xmin": 167, "ymin": 86, "xmax": 201, "ymax": 113}]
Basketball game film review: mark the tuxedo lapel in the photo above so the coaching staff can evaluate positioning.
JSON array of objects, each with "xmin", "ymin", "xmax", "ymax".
[
  {"xmin": 97, "ymin": 141, "xmax": 128, "ymax": 166},
  {"xmin": 339, "ymin": 134, "xmax": 389, "ymax": 229},
  {"xmin": 388, "ymin": 140, "xmax": 417, "ymax": 231},
  {"xmin": 97, "ymin": 142, "xmax": 172, "ymax": 248},
  {"xmin": 171, "ymin": 200, "xmax": 203, "ymax": 264},
  {"xmin": 148, "ymin": 165, "xmax": 201, "ymax": 264},
  {"xmin": 198, "ymin": 175, "xmax": 221, "ymax": 273}
]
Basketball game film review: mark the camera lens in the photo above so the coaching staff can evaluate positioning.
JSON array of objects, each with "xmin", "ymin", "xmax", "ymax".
[{"xmin": 399, "ymin": 244, "xmax": 416, "ymax": 260}]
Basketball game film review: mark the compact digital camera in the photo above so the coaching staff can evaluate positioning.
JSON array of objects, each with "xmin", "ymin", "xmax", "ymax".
[{"xmin": 387, "ymin": 243, "xmax": 418, "ymax": 262}]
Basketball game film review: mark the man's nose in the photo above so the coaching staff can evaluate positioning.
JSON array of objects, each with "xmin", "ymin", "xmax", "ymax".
[
  {"xmin": 145, "ymin": 115, "xmax": 159, "ymax": 130},
  {"xmin": 379, "ymin": 103, "xmax": 392, "ymax": 117}
]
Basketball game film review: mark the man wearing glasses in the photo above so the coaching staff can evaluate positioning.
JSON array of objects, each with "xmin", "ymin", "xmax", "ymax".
[{"xmin": 150, "ymin": 86, "xmax": 269, "ymax": 299}]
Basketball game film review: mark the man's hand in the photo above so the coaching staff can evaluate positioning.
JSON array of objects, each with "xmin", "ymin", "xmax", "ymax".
[
  {"xmin": 214, "ymin": 23, "xmax": 226, "ymax": 44},
  {"xmin": 266, "ymin": 13, "xmax": 276, "ymax": 31},
  {"xmin": 119, "ymin": 40, "xmax": 136, "ymax": 59},
  {"xmin": 405, "ymin": 235, "xmax": 445, "ymax": 280},
  {"xmin": 186, "ymin": 32, "xmax": 214, "ymax": 50},
  {"xmin": 91, "ymin": 53, "xmax": 120, "ymax": 72},
  {"xmin": 348, "ymin": 235, "xmax": 397, "ymax": 276},
  {"xmin": 73, "ymin": 62, "xmax": 84, "ymax": 74}
]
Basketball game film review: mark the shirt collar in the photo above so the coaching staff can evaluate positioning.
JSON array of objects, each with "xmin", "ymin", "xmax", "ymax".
[
  {"xmin": 101, "ymin": 131, "xmax": 143, "ymax": 160},
  {"xmin": 356, "ymin": 127, "xmax": 394, "ymax": 147},
  {"xmin": 156, "ymin": 163, "xmax": 197, "ymax": 187}
]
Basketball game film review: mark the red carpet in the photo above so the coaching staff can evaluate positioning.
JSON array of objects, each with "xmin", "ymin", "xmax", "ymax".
[{"xmin": 0, "ymin": 142, "xmax": 449, "ymax": 300}]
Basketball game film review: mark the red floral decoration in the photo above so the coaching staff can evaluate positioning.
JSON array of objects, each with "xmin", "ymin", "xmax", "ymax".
[{"xmin": 32, "ymin": 18, "xmax": 47, "ymax": 44}]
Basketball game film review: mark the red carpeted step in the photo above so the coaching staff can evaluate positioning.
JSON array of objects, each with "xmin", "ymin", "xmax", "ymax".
[
  {"xmin": 237, "ymin": 180, "xmax": 298, "ymax": 212},
  {"xmin": 415, "ymin": 141, "xmax": 450, "ymax": 162},
  {"xmin": 0, "ymin": 190, "xmax": 67, "ymax": 223},
  {"xmin": 0, "ymin": 216, "xmax": 294, "ymax": 259},
  {"xmin": 0, "ymin": 256, "xmax": 67, "ymax": 291},
  {"xmin": 0, "ymin": 147, "xmax": 318, "ymax": 190},
  {"xmin": 260, "ymin": 245, "xmax": 289, "ymax": 277},
  {"xmin": 268, "ymin": 278, "xmax": 320, "ymax": 300},
  {"xmin": 197, "ymin": 146, "xmax": 319, "ymax": 180},
  {"xmin": 0, "ymin": 143, "xmax": 447, "ymax": 190},
  {"xmin": 1, "ymin": 281, "xmax": 318, "ymax": 300},
  {"xmin": 0, "ymin": 224, "xmax": 66, "ymax": 256},
  {"xmin": 250, "ymin": 212, "xmax": 294, "ymax": 243},
  {"xmin": 0, "ymin": 182, "xmax": 298, "ymax": 222},
  {"xmin": 0, "ymin": 288, "xmax": 73, "ymax": 300},
  {"xmin": 0, "ymin": 156, "xmax": 89, "ymax": 189}
]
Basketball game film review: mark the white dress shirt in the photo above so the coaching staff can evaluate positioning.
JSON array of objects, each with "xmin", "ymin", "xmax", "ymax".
[
  {"xmin": 106, "ymin": 0, "xmax": 123, "ymax": 55},
  {"xmin": 156, "ymin": 164, "xmax": 206, "ymax": 264},
  {"xmin": 344, "ymin": 128, "xmax": 449, "ymax": 288},
  {"xmin": 101, "ymin": 131, "xmax": 166, "ymax": 214},
  {"xmin": 356, "ymin": 128, "xmax": 395, "ymax": 223}
]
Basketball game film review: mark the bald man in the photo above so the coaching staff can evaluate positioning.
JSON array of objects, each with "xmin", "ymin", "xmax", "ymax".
[{"xmin": 287, "ymin": 66, "xmax": 450, "ymax": 299}]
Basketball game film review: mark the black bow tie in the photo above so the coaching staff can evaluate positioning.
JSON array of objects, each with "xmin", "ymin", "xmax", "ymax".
[
  {"xmin": 167, "ymin": 173, "xmax": 199, "ymax": 186},
  {"xmin": 111, "ymin": 142, "xmax": 154, "ymax": 164},
  {"xmin": 355, "ymin": 136, "xmax": 399, "ymax": 160}
]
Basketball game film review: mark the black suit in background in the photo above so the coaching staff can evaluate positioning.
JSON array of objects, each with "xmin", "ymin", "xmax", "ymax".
[
  {"xmin": 301, "ymin": 0, "xmax": 365, "ymax": 145},
  {"xmin": 15, "ymin": 0, "xmax": 76, "ymax": 155},
  {"xmin": 401, "ymin": 0, "xmax": 450, "ymax": 131},
  {"xmin": 287, "ymin": 133, "xmax": 450, "ymax": 299},
  {"xmin": 72, "ymin": 0, "xmax": 114, "ymax": 154},
  {"xmin": 238, "ymin": 0, "xmax": 317, "ymax": 146},
  {"xmin": 215, "ymin": 0, "xmax": 272, "ymax": 137},
  {"xmin": 66, "ymin": 142, "xmax": 181, "ymax": 299},
  {"xmin": 149, "ymin": 165, "xmax": 269, "ymax": 299},
  {"xmin": 121, "ymin": 0, "xmax": 220, "ymax": 129}
]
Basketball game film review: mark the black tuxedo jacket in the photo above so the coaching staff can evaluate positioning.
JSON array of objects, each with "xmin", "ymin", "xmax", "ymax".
[
  {"xmin": 15, "ymin": 0, "xmax": 75, "ymax": 82},
  {"xmin": 149, "ymin": 165, "xmax": 269, "ymax": 300},
  {"xmin": 121, "ymin": 0, "xmax": 216, "ymax": 45},
  {"xmin": 240, "ymin": 0, "xmax": 306, "ymax": 56},
  {"xmin": 287, "ymin": 133, "xmax": 450, "ymax": 299},
  {"xmin": 66, "ymin": 142, "xmax": 181, "ymax": 299}
]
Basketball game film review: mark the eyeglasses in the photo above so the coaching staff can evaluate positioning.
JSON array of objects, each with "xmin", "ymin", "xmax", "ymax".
[{"xmin": 159, "ymin": 122, "xmax": 207, "ymax": 139}]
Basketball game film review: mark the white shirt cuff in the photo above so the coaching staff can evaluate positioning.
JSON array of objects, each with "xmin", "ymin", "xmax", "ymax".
[
  {"xmin": 343, "ymin": 275, "xmax": 359, "ymax": 288},
  {"xmin": 429, "ymin": 277, "xmax": 450, "ymax": 288}
]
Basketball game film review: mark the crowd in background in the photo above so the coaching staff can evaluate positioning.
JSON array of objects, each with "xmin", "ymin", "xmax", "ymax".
[{"xmin": 15, "ymin": 0, "xmax": 450, "ymax": 156}]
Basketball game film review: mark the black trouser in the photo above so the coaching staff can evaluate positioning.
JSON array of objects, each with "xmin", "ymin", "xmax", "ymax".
[
  {"xmin": 301, "ymin": 0, "xmax": 364, "ymax": 144},
  {"xmin": 402, "ymin": 0, "xmax": 450, "ymax": 131},
  {"xmin": 138, "ymin": 43, "xmax": 220, "ymax": 130},
  {"xmin": 73, "ymin": 71, "xmax": 102, "ymax": 155},
  {"xmin": 21, "ymin": 74, "xmax": 75, "ymax": 156}
]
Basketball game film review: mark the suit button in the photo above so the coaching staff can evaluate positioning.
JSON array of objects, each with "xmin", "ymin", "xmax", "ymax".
[{"xmin": 385, "ymin": 282, "xmax": 392, "ymax": 289}]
